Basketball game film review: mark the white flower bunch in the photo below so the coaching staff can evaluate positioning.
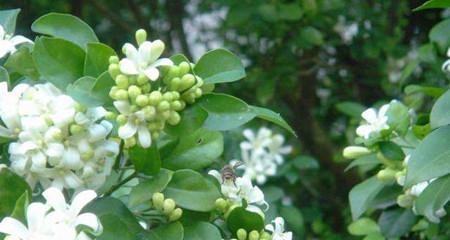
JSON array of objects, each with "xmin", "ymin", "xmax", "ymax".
[
  {"xmin": 0, "ymin": 82, "xmax": 119, "ymax": 191},
  {"xmin": 0, "ymin": 187, "xmax": 102, "ymax": 240},
  {"xmin": 442, "ymin": 48, "xmax": 450, "ymax": 72},
  {"xmin": 209, "ymin": 170, "xmax": 268, "ymax": 216},
  {"xmin": 265, "ymin": 217, "xmax": 293, "ymax": 240},
  {"xmin": 236, "ymin": 128, "xmax": 292, "ymax": 184},
  {"xmin": 334, "ymin": 16, "xmax": 359, "ymax": 44},
  {"xmin": 0, "ymin": 24, "xmax": 32, "ymax": 58},
  {"xmin": 356, "ymin": 103, "xmax": 390, "ymax": 140}
]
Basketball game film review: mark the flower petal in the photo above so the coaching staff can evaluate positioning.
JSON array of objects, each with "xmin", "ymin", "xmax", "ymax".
[
  {"xmin": 0, "ymin": 217, "xmax": 28, "ymax": 239},
  {"xmin": 118, "ymin": 121, "xmax": 138, "ymax": 140},
  {"xmin": 70, "ymin": 190, "xmax": 97, "ymax": 215},
  {"xmin": 42, "ymin": 187, "xmax": 68, "ymax": 212},
  {"xmin": 143, "ymin": 67, "xmax": 160, "ymax": 81},
  {"xmin": 75, "ymin": 213, "xmax": 101, "ymax": 232},
  {"xmin": 119, "ymin": 58, "xmax": 139, "ymax": 75},
  {"xmin": 137, "ymin": 125, "xmax": 151, "ymax": 148}
]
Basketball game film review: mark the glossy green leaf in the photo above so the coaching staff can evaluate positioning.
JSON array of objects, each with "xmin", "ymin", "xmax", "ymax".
[
  {"xmin": 378, "ymin": 208, "xmax": 416, "ymax": 238},
  {"xmin": 0, "ymin": 168, "xmax": 31, "ymax": 219},
  {"xmin": 33, "ymin": 37, "xmax": 85, "ymax": 90},
  {"xmin": 129, "ymin": 143, "xmax": 161, "ymax": 175},
  {"xmin": 280, "ymin": 206, "xmax": 304, "ymax": 236},
  {"xmin": 414, "ymin": 0, "xmax": 450, "ymax": 11},
  {"xmin": 292, "ymin": 155, "xmax": 319, "ymax": 170},
  {"xmin": 349, "ymin": 176, "xmax": 385, "ymax": 220},
  {"xmin": 164, "ymin": 169, "xmax": 221, "ymax": 212},
  {"xmin": 84, "ymin": 42, "xmax": 116, "ymax": 77},
  {"xmin": 378, "ymin": 141, "xmax": 405, "ymax": 161},
  {"xmin": 348, "ymin": 218, "xmax": 380, "ymax": 236},
  {"xmin": 430, "ymin": 89, "xmax": 450, "ymax": 129},
  {"xmin": 249, "ymin": 105, "xmax": 296, "ymax": 136},
  {"xmin": 4, "ymin": 47, "xmax": 39, "ymax": 80},
  {"xmin": 164, "ymin": 105, "xmax": 208, "ymax": 137},
  {"xmin": 227, "ymin": 207, "xmax": 265, "ymax": 233},
  {"xmin": 345, "ymin": 154, "xmax": 379, "ymax": 172},
  {"xmin": 279, "ymin": 3, "xmax": 303, "ymax": 21},
  {"xmin": 0, "ymin": 9, "xmax": 20, "ymax": 34},
  {"xmin": 336, "ymin": 101, "xmax": 365, "ymax": 118},
  {"xmin": 415, "ymin": 174, "xmax": 450, "ymax": 223},
  {"xmin": 162, "ymin": 128, "xmax": 223, "ymax": 170},
  {"xmin": 405, "ymin": 125, "xmax": 450, "ymax": 187},
  {"xmin": 128, "ymin": 169, "xmax": 173, "ymax": 207},
  {"xmin": 10, "ymin": 191, "xmax": 29, "ymax": 223},
  {"xmin": 404, "ymin": 85, "xmax": 445, "ymax": 98},
  {"xmin": 194, "ymin": 48, "xmax": 246, "ymax": 84},
  {"xmin": 146, "ymin": 222, "xmax": 184, "ymax": 240},
  {"xmin": 31, "ymin": 13, "xmax": 99, "ymax": 49},
  {"xmin": 66, "ymin": 76, "xmax": 104, "ymax": 107},
  {"xmin": 183, "ymin": 222, "xmax": 221, "ymax": 240},
  {"xmin": 92, "ymin": 71, "xmax": 114, "ymax": 107},
  {"xmin": 199, "ymin": 93, "xmax": 256, "ymax": 131},
  {"xmin": 429, "ymin": 19, "xmax": 450, "ymax": 53},
  {"xmin": 299, "ymin": 27, "xmax": 323, "ymax": 46},
  {"xmin": 386, "ymin": 101, "xmax": 410, "ymax": 136},
  {"xmin": 0, "ymin": 66, "xmax": 9, "ymax": 84}
]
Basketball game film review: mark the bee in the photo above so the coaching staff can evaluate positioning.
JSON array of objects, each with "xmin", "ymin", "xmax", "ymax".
[{"xmin": 220, "ymin": 161, "xmax": 244, "ymax": 184}]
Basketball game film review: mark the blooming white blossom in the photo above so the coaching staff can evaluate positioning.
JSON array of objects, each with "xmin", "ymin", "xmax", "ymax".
[
  {"xmin": 0, "ymin": 187, "xmax": 101, "ymax": 240},
  {"xmin": 208, "ymin": 170, "xmax": 268, "ymax": 215},
  {"xmin": 334, "ymin": 16, "xmax": 359, "ymax": 44},
  {"xmin": 442, "ymin": 48, "xmax": 450, "ymax": 72},
  {"xmin": 113, "ymin": 100, "xmax": 151, "ymax": 148},
  {"xmin": 237, "ymin": 128, "xmax": 292, "ymax": 184},
  {"xmin": 0, "ymin": 82, "xmax": 119, "ymax": 191},
  {"xmin": 119, "ymin": 40, "xmax": 173, "ymax": 81},
  {"xmin": 0, "ymin": 25, "xmax": 32, "ymax": 58},
  {"xmin": 356, "ymin": 104, "xmax": 390, "ymax": 139},
  {"xmin": 265, "ymin": 217, "xmax": 293, "ymax": 240}
]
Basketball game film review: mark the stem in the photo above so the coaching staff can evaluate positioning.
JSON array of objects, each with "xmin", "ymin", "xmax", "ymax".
[{"xmin": 103, "ymin": 172, "xmax": 137, "ymax": 196}]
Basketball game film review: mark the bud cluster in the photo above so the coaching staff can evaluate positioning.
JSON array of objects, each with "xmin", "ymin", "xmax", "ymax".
[
  {"xmin": 151, "ymin": 192, "xmax": 183, "ymax": 222},
  {"xmin": 108, "ymin": 29, "xmax": 204, "ymax": 148},
  {"xmin": 236, "ymin": 228, "xmax": 272, "ymax": 240}
]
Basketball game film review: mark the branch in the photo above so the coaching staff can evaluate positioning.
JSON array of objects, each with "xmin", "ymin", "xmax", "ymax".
[{"xmin": 165, "ymin": 0, "xmax": 193, "ymax": 59}]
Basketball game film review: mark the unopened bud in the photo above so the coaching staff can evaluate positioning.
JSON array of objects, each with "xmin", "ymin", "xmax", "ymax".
[
  {"xmin": 143, "ymin": 106, "xmax": 156, "ymax": 120},
  {"xmin": 141, "ymin": 83, "xmax": 151, "ymax": 93},
  {"xmin": 149, "ymin": 91, "xmax": 162, "ymax": 105},
  {"xmin": 157, "ymin": 101, "xmax": 171, "ymax": 112},
  {"xmin": 194, "ymin": 88, "xmax": 202, "ymax": 98},
  {"xmin": 116, "ymin": 114, "xmax": 127, "ymax": 125},
  {"xmin": 178, "ymin": 61, "xmax": 190, "ymax": 76},
  {"xmin": 109, "ymin": 56, "xmax": 119, "ymax": 64},
  {"xmin": 135, "ymin": 29, "xmax": 147, "ymax": 45},
  {"xmin": 115, "ymin": 89, "xmax": 128, "ymax": 100},
  {"xmin": 115, "ymin": 74, "xmax": 129, "ymax": 89},
  {"xmin": 152, "ymin": 192, "xmax": 165, "ymax": 210},
  {"xmin": 343, "ymin": 146, "xmax": 371, "ymax": 159},
  {"xmin": 137, "ymin": 74, "xmax": 149, "ymax": 85},
  {"xmin": 168, "ymin": 208, "xmax": 183, "ymax": 222},
  {"xmin": 201, "ymin": 83, "xmax": 215, "ymax": 93},
  {"xmin": 215, "ymin": 198, "xmax": 228, "ymax": 211},
  {"xmin": 163, "ymin": 199, "xmax": 176, "ymax": 215},
  {"xmin": 169, "ymin": 77, "xmax": 181, "ymax": 91},
  {"xmin": 136, "ymin": 95, "xmax": 149, "ymax": 107},
  {"xmin": 237, "ymin": 229, "xmax": 247, "ymax": 240},
  {"xmin": 105, "ymin": 111, "xmax": 116, "ymax": 120},
  {"xmin": 397, "ymin": 194, "xmax": 414, "ymax": 208},
  {"xmin": 163, "ymin": 92, "xmax": 174, "ymax": 101},
  {"xmin": 180, "ymin": 74, "xmax": 196, "ymax": 91},
  {"xmin": 165, "ymin": 66, "xmax": 180, "ymax": 82},
  {"xmin": 168, "ymin": 111, "xmax": 181, "ymax": 125},
  {"xmin": 161, "ymin": 110, "xmax": 171, "ymax": 120},
  {"xmin": 108, "ymin": 64, "xmax": 120, "ymax": 78},
  {"xmin": 81, "ymin": 150, "xmax": 94, "ymax": 160},
  {"xmin": 376, "ymin": 168, "xmax": 397, "ymax": 182},
  {"xmin": 151, "ymin": 40, "xmax": 165, "ymax": 58},
  {"xmin": 249, "ymin": 230, "xmax": 259, "ymax": 240},
  {"xmin": 171, "ymin": 100, "xmax": 184, "ymax": 111},
  {"xmin": 70, "ymin": 124, "xmax": 84, "ymax": 135},
  {"xmin": 124, "ymin": 137, "xmax": 136, "ymax": 148},
  {"xmin": 128, "ymin": 85, "xmax": 141, "ymax": 99},
  {"xmin": 260, "ymin": 231, "xmax": 272, "ymax": 240}
]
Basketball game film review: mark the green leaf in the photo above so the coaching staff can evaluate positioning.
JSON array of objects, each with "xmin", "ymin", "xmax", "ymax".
[
  {"xmin": 279, "ymin": 206, "xmax": 304, "ymax": 236},
  {"xmin": 128, "ymin": 169, "xmax": 173, "ymax": 207},
  {"xmin": 279, "ymin": 3, "xmax": 303, "ymax": 21},
  {"xmin": 0, "ymin": 66, "xmax": 9, "ymax": 84},
  {"xmin": 84, "ymin": 42, "xmax": 116, "ymax": 77},
  {"xmin": 164, "ymin": 169, "xmax": 221, "ymax": 212},
  {"xmin": 292, "ymin": 155, "xmax": 319, "ymax": 170},
  {"xmin": 415, "ymin": 174, "xmax": 450, "ymax": 223},
  {"xmin": 194, "ymin": 49, "xmax": 246, "ymax": 84},
  {"xmin": 345, "ymin": 154, "xmax": 379, "ymax": 172},
  {"xmin": 336, "ymin": 101, "xmax": 366, "ymax": 118},
  {"xmin": 405, "ymin": 125, "xmax": 450, "ymax": 187},
  {"xmin": 262, "ymin": 186, "xmax": 284, "ymax": 202},
  {"xmin": 414, "ymin": 0, "xmax": 450, "ymax": 11},
  {"xmin": 31, "ymin": 13, "xmax": 99, "ymax": 49},
  {"xmin": 348, "ymin": 218, "xmax": 380, "ymax": 236},
  {"xmin": 66, "ymin": 76, "xmax": 104, "ymax": 107},
  {"xmin": 33, "ymin": 37, "xmax": 85, "ymax": 90},
  {"xmin": 10, "ymin": 191, "xmax": 29, "ymax": 222},
  {"xmin": 0, "ymin": 168, "xmax": 31, "ymax": 219},
  {"xmin": 430, "ymin": 89, "xmax": 450, "ymax": 129},
  {"xmin": 146, "ymin": 222, "xmax": 184, "ymax": 240},
  {"xmin": 164, "ymin": 105, "xmax": 208, "ymax": 137},
  {"xmin": 4, "ymin": 47, "xmax": 40, "ymax": 80},
  {"xmin": 163, "ymin": 128, "xmax": 223, "ymax": 170},
  {"xmin": 92, "ymin": 71, "xmax": 115, "ymax": 107},
  {"xmin": 183, "ymin": 222, "xmax": 221, "ymax": 240},
  {"xmin": 84, "ymin": 197, "xmax": 144, "ymax": 240},
  {"xmin": 349, "ymin": 176, "xmax": 385, "ymax": 220},
  {"xmin": 199, "ymin": 93, "xmax": 256, "ymax": 131},
  {"xmin": 249, "ymin": 105, "xmax": 296, "ymax": 136},
  {"xmin": 299, "ymin": 27, "xmax": 324, "ymax": 46},
  {"xmin": 378, "ymin": 141, "xmax": 405, "ymax": 161},
  {"xmin": 129, "ymin": 143, "xmax": 161, "ymax": 175},
  {"xmin": 226, "ymin": 207, "xmax": 265, "ymax": 234},
  {"xmin": 0, "ymin": 9, "xmax": 20, "ymax": 34},
  {"xmin": 378, "ymin": 208, "xmax": 416, "ymax": 238},
  {"xmin": 404, "ymin": 85, "xmax": 445, "ymax": 98},
  {"xmin": 429, "ymin": 19, "xmax": 450, "ymax": 53},
  {"xmin": 386, "ymin": 101, "xmax": 410, "ymax": 136}
]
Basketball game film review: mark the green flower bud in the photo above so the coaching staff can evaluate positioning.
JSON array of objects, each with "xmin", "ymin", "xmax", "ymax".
[
  {"xmin": 154, "ymin": 121, "xmax": 165, "ymax": 130},
  {"xmin": 178, "ymin": 61, "xmax": 191, "ymax": 76},
  {"xmin": 182, "ymin": 92, "xmax": 196, "ymax": 104},
  {"xmin": 260, "ymin": 231, "xmax": 272, "ymax": 240},
  {"xmin": 152, "ymin": 192, "xmax": 165, "ymax": 211},
  {"xmin": 135, "ymin": 29, "xmax": 147, "ymax": 45},
  {"xmin": 397, "ymin": 194, "xmax": 414, "ymax": 208},
  {"xmin": 168, "ymin": 208, "xmax": 183, "ymax": 222},
  {"xmin": 109, "ymin": 55, "xmax": 119, "ymax": 64},
  {"xmin": 81, "ymin": 150, "xmax": 94, "ymax": 160},
  {"xmin": 130, "ymin": 104, "xmax": 139, "ymax": 112},
  {"xmin": 157, "ymin": 101, "xmax": 171, "ymax": 112},
  {"xmin": 128, "ymin": 85, "xmax": 141, "ymax": 99},
  {"xmin": 343, "ymin": 146, "xmax": 371, "ymax": 159},
  {"xmin": 215, "ymin": 198, "xmax": 228, "ymax": 212},
  {"xmin": 149, "ymin": 91, "xmax": 162, "ymax": 105},
  {"xmin": 249, "ymin": 230, "xmax": 259, "ymax": 240},
  {"xmin": 115, "ymin": 74, "xmax": 129, "ymax": 89},
  {"xmin": 105, "ymin": 111, "xmax": 116, "ymax": 120},
  {"xmin": 136, "ymin": 95, "xmax": 149, "ymax": 107},
  {"xmin": 124, "ymin": 137, "xmax": 137, "ymax": 148},
  {"xmin": 109, "ymin": 87, "xmax": 118, "ymax": 99},
  {"xmin": 161, "ymin": 110, "xmax": 171, "ymax": 120},
  {"xmin": 163, "ymin": 198, "xmax": 176, "ymax": 215},
  {"xmin": 172, "ymin": 91, "xmax": 180, "ymax": 100},
  {"xmin": 376, "ymin": 168, "xmax": 397, "ymax": 182},
  {"xmin": 70, "ymin": 124, "xmax": 83, "ymax": 135},
  {"xmin": 74, "ymin": 102, "xmax": 86, "ymax": 112},
  {"xmin": 143, "ymin": 106, "xmax": 156, "ymax": 120},
  {"xmin": 115, "ymin": 89, "xmax": 129, "ymax": 100},
  {"xmin": 137, "ymin": 74, "xmax": 149, "ymax": 85},
  {"xmin": 141, "ymin": 83, "xmax": 152, "ymax": 93},
  {"xmin": 195, "ymin": 76, "xmax": 204, "ymax": 87},
  {"xmin": 201, "ymin": 83, "xmax": 215, "ymax": 93},
  {"xmin": 163, "ymin": 92, "xmax": 174, "ymax": 101},
  {"xmin": 108, "ymin": 63, "xmax": 120, "ymax": 78},
  {"xmin": 194, "ymin": 88, "xmax": 202, "ymax": 98},
  {"xmin": 116, "ymin": 114, "xmax": 127, "ymax": 125},
  {"xmin": 152, "ymin": 131, "xmax": 160, "ymax": 140},
  {"xmin": 151, "ymin": 40, "xmax": 165, "ymax": 57},
  {"xmin": 168, "ymin": 111, "xmax": 181, "ymax": 125},
  {"xmin": 169, "ymin": 77, "xmax": 181, "ymax": 91},
  {"xmin": 237, "ymin": 229, "xmax": 247, "ymax": 240},
  {"xmin": 164, "ymin": 66, "xmax": 180, "ymax": 82},
  {"xmin": 180, "ymin": 74, "xmax": 196, "ymax": 91}
]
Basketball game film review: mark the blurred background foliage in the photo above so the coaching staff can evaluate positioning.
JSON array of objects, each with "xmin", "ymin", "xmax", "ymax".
[{"xmin": 1, "ymin": 0, "xmax": 448, "ymax": 238}]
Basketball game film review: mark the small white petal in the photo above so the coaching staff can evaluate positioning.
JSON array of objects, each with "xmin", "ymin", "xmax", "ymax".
[
  {"xmin": 119, "ymin": 58, "xmax": 139, "ymax": 75},
  {"xmin": 70, "ymin": 190, "xmax": 97, "ymax": 215}
]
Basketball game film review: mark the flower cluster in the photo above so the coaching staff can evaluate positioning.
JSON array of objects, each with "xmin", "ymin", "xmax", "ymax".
[
  {"xmin": 0, "ymin": 82, "xmax": 119, "ymax": 191},
  {"xmin": 0, "ymin": 187, "xmax": 102, "ymax": 240},
  {"xmin": 356, "ymin": 103, "xmax": 390, "ymax": 140},
  {"xmin": 235, "ymin": 128, "xmax": 292, "ymax": 184},
  {"xmin": 108, "ymin": 29, "xmax": 204, "ymax": 148},
  {"xmin": 0, "ymin": 25, "xmax": 32, "ymax": 58}
]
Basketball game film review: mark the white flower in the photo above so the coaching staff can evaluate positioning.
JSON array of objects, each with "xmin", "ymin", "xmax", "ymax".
[
  {"xmin": 119, "ymin": 40, "xmax": 173, "ymax": 81},
  {"xmin": 208, "ymin": 170, "xmax": 268, "ymax": 215},
  {"xmin": 0, "ymin": 25, "xmax": 32, "ymax": 58},
  {"xmin": 334, "ymin": 16, "xmax": 358, "ymax": 44},
  {"xmin": 442, "ymin": 48, "xmax": 450, "ymax": 72},
  {"xmin": 114, "ymin": 100, "xmax": 151, "ymax": 148},
  {"xmin": 410, "ymin": 179, "xmax": 436, "ymax": 197},
  {"xmin": 265, "ymin": 217, "xmax": 293, "ymax": 240},
  {"xmin": 356, "ymin": 104, "xmax": 390, "ymax": 139}
]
